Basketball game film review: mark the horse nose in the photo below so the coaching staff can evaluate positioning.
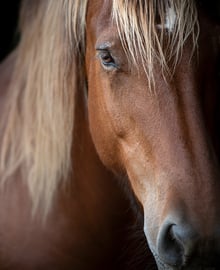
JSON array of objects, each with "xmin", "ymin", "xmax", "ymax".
[{"xmin": 157, "ymin": 221, "xmax": 199, "ymax": 267}]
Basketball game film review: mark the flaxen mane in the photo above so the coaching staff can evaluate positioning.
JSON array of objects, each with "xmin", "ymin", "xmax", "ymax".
[
  {"xmin": 0, "ymin": 0, "xmax": 199, "ymax": 214},
  {"xmin": 113, "ymin": 0, "xmax": 199, "ymax": 85}
]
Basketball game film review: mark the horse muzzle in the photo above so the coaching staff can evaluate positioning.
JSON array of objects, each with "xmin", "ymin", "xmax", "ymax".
[{"xmin": 153, "ymin": 218, "xmax": 220, "ymax": 269}]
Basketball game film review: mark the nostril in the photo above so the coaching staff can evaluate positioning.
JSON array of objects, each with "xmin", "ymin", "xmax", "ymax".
[
  {"xmin": 156, "ymin": 221, "xmax": 220, "ymax": 268},
  {"xmin": 157, "ymin": 224, "xmax": 184, "ymax": 267},
  {"xmin": 157, "ymin": 222, "xmax": 199, "ymax": 267},
  {"xmin": 171, "ymin": 224, "xmax": 198, "ymax": 257}
]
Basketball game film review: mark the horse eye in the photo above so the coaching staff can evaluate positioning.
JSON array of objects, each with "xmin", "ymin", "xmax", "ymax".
[{"xmin": 98, "ymin": 51, "xmax": 117, "ymax": 69}]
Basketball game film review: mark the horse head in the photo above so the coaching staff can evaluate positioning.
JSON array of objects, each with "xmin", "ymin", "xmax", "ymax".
[{"xmin": 86, "ymin": 1, "xmax": 220, "ymax": 268}]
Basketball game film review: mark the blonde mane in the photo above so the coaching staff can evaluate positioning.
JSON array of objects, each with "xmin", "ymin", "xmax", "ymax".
[
  {"xmin": 0, "ymin": 0, "xmax": 88, "ymax": 214},
  {"xmin": 113, "ymin": 0, "xmax": 199, "ymax": 86},
  {"xmin": 0, "ymin": 0, "xmax": 199, "ymax": 214}
]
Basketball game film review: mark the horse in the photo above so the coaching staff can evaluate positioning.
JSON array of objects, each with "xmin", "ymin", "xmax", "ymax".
[{"xmin": 0, "ymin": 0, "xmax": 219, "ymax": 269}]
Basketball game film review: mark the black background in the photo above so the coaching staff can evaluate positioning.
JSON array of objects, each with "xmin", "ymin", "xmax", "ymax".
[{"xmin": 0, "ymin": 1, "xmax": 21, "ymax": 62}]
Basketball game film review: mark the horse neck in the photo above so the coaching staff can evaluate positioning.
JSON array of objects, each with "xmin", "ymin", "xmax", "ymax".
[
  {"xmin": 71, "ymin": 86, "xmax": 111, "ymax": 196},
  {"xmin": 0, "ymin": 52, "xmax": 16, "ymax": 106}
]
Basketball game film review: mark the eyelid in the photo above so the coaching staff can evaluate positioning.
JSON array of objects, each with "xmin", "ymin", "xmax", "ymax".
[
  {"xmin": 95, "ymin": 41, "xmax": 113, "ymax": 51},
  {"xmin": 95, "ymin": 42, "xmax": 121, "ymax": 70}
]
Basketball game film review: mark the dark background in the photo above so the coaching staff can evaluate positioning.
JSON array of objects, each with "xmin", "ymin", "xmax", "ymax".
[{"xmin": 0, "ymin": 1, "xmax": 21, "ymax": 62}]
